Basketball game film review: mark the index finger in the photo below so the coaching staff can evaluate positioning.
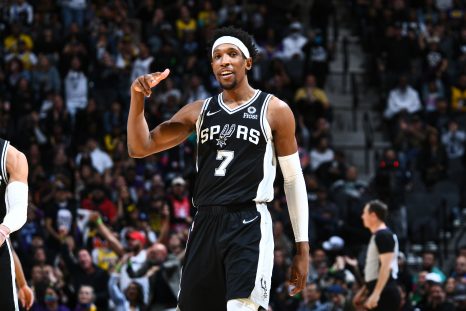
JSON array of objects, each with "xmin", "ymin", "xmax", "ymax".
[
  {"xmin": 27, "ymin": 292, "xmax": 34, "ymax": 309},
  {"xmin": 288, "ymin": 268, "xmax": 306, "ymax": 296}
]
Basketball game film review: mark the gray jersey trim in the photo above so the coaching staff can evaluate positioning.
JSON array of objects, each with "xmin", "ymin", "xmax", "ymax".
[{"xmin": 1, "ymin": 140, "xmax": 9, "ymax": 183}]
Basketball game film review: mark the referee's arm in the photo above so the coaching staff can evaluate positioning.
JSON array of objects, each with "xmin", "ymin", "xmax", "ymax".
[{"xmin": 365, "ymin": 252, "xmax": 395, "ymax": 308}]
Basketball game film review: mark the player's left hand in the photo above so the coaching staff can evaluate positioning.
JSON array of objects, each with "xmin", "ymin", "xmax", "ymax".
[
  {"xmin": 288, "ymin": 249, "xmax": 309, "ymax": 296},
  {"xmin": 364, "ymin": 292, "xmax": 380, "ymax": 309},
  {"xmin": 18, "ymin": 284, "xmax": 34, "ymax": 310}
]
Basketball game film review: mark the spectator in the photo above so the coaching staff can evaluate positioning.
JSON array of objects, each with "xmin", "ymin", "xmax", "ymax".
[
  {"xmin": 130, "ymin": 43, "xmax": 154, "ymax": 84},
  {"xmin": 280, "ymin": 22, "xmax": 308, "ymax": 60},
  {"xmin": 74, "ymin": 285, "xmax": 98, "ymax": 311},
  {"xmin": 384, "ymin": 76, "xmax": 422, "ymax": 121},
  {"xmin": 61, "ymin": 0, "xmax": 87, "ymax": 32},
  {"xmin": 302, "ymin": 30, "xmax": 330, "ymax": 88},
  {"xmin": 185, "ymin": 74, "xmax": 210, "ymax": 103},
  {"xmin": 451, "ymin": 74, "xmax": 466, "ymax": 113},
  {"xmin": 416, "ymin": 282, "xmax": 455, "ymax": 311},
  {"xmin": 5, "ymin": 38, "xmax": 38, "ymax": 70},
  {"xmin": 420, "ymin": 251, "xmax": 447, "ymax": 283},
  {"xmin": 175, "ymin": 5, "xmax": 197, "ymax": 40},
  {"xmin": 119, "ymin": 230, "xmax": 150, "ymax": 304},
  {"xmin": 81, "ymin": 186, "xmax": 117, "ymax": 224},
  {"xmin": 109, "ymin": 277, "xmax": 146, "ymax": 311},
  {"xmin": 4, "ymin": 22, "xmax": 33, "ymax": 53},
  {"xmin": 310, "ymin": 137, "xmax": 334, "ymax": 171},
  {"xmin": 419, "ymin": 131, "xmax": 448, "ymax": 187},
  {"xmin": 441, "ymin": 119, "xmax": 466, "ymax": 160},
  {"xmin": 61, "ymin": 248, "xmax": 109, "ymax": 310},
  {"xmin": 64, "ymin": 57, "xmax": 88, "ymax": 119},
  {"xmin": 31, "ymin": 286, "xmax": 71, "ymax": 311},
  {"xmin": 297, "ymin": 283, "xmax": 328, "ymax": 311},
  {"xmin": 8, "ymin": 0, "xmax": 34, "ymax": 25},
  {"xmin": 273, "ymin": 220, "xmax": 293, "ymax": 257},
  {"xmin": 331, "ymin": 166, "xmax": 368, "ymax": 200},
  {"xmin": 167, "ymin": 177, "xmax": 192, "ymax": 234},
  {"xmin": 76, "ymin": 138, "xmax": 113, "ymax": 175},
  {"xmin": 32, "ymin": 55, "xmax": 61, "ymax": 95},
  {"xmin": 451, "ymin": 255, "xmax": 466, "ymax": 282},
  {"xmin": 294, "ymin": 74, "xmax": 331, "ymax": 129},
  {"xmin": 44, "ymin": 181, "xmax": 77, "ymax": 253}
]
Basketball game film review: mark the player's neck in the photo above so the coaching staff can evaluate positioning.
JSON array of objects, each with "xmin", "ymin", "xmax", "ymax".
[{"xmin": 222, "ymin": 84, "xmax": 256, "ymax": 107}]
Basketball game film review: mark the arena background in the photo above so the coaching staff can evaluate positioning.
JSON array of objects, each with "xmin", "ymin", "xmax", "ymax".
[{"xmin": 1, "ymin": 0, "xmax": 466, "ymax": 310}]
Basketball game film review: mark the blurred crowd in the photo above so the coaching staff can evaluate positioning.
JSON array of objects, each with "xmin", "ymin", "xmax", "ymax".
[{"xmin": 1, "ymin": 0, "xmax": 466, "ymax": 310}]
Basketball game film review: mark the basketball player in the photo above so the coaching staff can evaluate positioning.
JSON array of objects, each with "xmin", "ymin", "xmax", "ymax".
[
  {"xmin": 127, "ymin": 27, "xmax": 309, "ymax": 311},
  {"xmin": 361, "ymin": 200, "xmax": 401, "ymax": 310},
  {"xmin": 0, "ymin": 138, "xmax": 29, "ymax": 310}
]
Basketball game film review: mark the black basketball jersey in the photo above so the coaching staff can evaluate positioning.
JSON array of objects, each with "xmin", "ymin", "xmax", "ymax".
[
  {"xmin": 193, "ymin": 90, "xmax": 277, "ymax": 206},
  {"xmin": 0, "ymin": 139, "xmax": 9, "ymax": 223}
]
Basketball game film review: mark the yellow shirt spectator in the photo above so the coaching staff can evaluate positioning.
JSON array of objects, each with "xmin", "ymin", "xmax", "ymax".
[
  {"xmin": 176, "ymin": 18, "xmax": 197, "ymax": 39},
  {"xmin": 4, "ymin": 34, "xmax": 33, "ymax": 53},
  {"xmin": 294, "ymin": 87, "xmax": 330, "ymax": 109},
  {"xmin": 451, "ymin": 86, "xmax": 466, "ymax": 112}
]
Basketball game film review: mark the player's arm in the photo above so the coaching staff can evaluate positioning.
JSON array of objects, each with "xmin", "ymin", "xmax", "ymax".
[
  {"xmin": 13, "ymin": 251, "xmax": 34, "ymax": 310},
  {"xmin": 268, "ymin": 97, "xmax": 309, "ymax": 295},
  {"xmin": 0, "ymin": 144, "xmax": 28, "ymax": 242},
  {"xmin": 127, "ymin": 69, "xmax": 203, "ymax": 158}
]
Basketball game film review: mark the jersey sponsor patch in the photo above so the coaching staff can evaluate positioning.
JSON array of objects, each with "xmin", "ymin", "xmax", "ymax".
[{"xmin": 243, "ymin": 106, "xmax": 258, "ymax": 119}]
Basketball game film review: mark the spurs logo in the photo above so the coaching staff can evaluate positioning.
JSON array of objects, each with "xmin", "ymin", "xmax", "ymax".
[
  {"xmin": 260, "ymin": 276, "xmax": 268, "ymax": 299},
  {"xmin": 216, "ymin": 124, "xmax": 236, "ymax": 147}
]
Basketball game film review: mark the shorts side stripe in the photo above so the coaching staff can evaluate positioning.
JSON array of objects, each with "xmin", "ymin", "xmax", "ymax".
[
  {"xmin": 6, "ymin": 239, "xmax": 19, "ymax": 311},
  {"xmin": 250, "ymin": 203, "xmax": 273, "ymax": 309}
]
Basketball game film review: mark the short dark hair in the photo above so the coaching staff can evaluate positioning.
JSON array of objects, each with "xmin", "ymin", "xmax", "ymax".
[
  {"xmin": 207, "ymin": 26, "xmax": 259, "ymax": 61},
  {"xmin": 367, "ymin": 200, "xmax": 388, "ymax": 222}
]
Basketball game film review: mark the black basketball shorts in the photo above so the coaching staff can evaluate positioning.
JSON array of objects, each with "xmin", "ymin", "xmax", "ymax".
[
  {"xmin": 0, "ymin": 239, "xmax": 18, "ymax": 311},
  {"xmin": 177, "ymin": 203, "xmax": 273, "ymax": 311}
]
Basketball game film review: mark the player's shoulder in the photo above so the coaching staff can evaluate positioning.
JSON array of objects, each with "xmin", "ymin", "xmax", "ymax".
[
  {"xmin": 6, "ymin": 144, "xmax": 27, "ymax": 168},
  {"xmin": 267, "ymin": 95, "xmax": 292, "ymax": 112},
  {"xmin": 263, "ymin": 95, "xmax": 295, "ymax": 133},
  {"xmin": 266, "ymin": 95, "xmax": 294, "ymax": 124}
]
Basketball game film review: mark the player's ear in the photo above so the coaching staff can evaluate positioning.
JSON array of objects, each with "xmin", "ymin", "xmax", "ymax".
[{"xmin": 245, "ymin": 57, "xmax": 252, "ymax": 71}]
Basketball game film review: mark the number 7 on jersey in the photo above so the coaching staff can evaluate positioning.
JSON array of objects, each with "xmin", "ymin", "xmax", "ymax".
[{"xmin": 215, "ymin": 150, "xmax": 234, "ymax": 176}]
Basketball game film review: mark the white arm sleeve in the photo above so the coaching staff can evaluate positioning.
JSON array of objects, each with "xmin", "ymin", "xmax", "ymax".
[
  {"xmin": 278, "ymin": 152, "xmax": 309, "ymax": 242},
  {"xmin": 2, "ymin": 181, "xmax": 28, "ymax": 233}
]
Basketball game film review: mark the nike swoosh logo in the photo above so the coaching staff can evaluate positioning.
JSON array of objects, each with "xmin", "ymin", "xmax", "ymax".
[
  {"xmin": 242, "ymin": 216, "xmax": 258, "ymax": 224},
  {"xmin": 206, "ymin": 110, "xmax": 221, "ymax": 116}
]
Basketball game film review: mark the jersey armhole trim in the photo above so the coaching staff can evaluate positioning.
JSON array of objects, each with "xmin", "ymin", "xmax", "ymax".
[
  {"xmin": 1, "ymin": 140, "xmax": 9, "ymax": 183},
  {"xmin": 260, "ymin": 94, "xmax": 273, "ymax": 140},
  {"xmin": 196, "ymin": 97, "xmax": 212, "ymax": 136}
]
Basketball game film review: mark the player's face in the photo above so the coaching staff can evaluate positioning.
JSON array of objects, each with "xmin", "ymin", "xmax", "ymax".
[{"xmin": 211, "ymin": 43, "xmax": 251, "ymax": 90}]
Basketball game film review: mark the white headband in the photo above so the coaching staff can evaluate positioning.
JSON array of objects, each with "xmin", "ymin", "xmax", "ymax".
[{"xmin": 211, "ymin": 36, "xmax": 250, "ymax": 59}]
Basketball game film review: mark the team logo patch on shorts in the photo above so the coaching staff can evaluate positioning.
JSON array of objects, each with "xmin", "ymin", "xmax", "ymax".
[{"xmin": 260, "ymin": 276, "xmax": 268, "ymax": 299}]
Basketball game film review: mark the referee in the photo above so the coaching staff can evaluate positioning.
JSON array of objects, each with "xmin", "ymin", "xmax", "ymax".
[{"xmin": 361, "ymin": 200, "xmax": 401, "ymax": 310}]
